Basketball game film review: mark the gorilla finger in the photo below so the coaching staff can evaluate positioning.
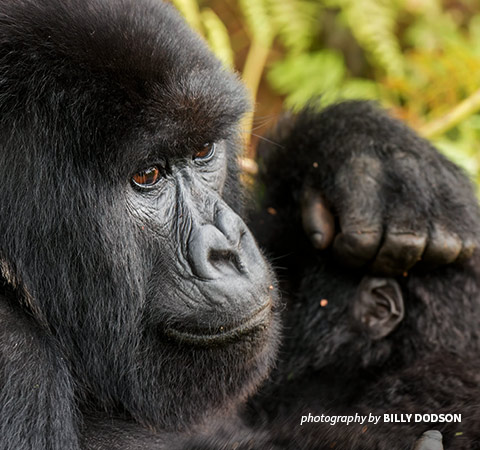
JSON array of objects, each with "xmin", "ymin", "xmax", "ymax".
[
  {"xmin": 333, "ymin": 155, "xmax": 384, "ymax": 266},
  {"xmin": 421, "ymin": 225, "xmax": 462, "ymax": 267},
  {"xmin": 301, "ymin": 187, "xmax": 335, "ymax": 250},
  {"xmin": 333, "ymin": 229, "xmax": 382, "ymax": 268},
  {"xmin": 371, "ymin": 229, "xmax": 427, "ymax": 275},
  {"xmin": 412, "ymin": 430, "xmax": 443, "ymax": 450}
]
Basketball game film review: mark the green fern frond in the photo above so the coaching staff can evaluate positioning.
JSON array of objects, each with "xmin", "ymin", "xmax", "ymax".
[
  {"xmin": 201, "ymin": 8, "xmax": 234, "ymax": 68},
  {"xmin": 266, "ymin": 0, "xmax": 321, "ymax": 53},
  {"xmin": 171, "ymin": 0, "xmax": 202, "ymax": 34},
  {"xmin": 268, "ymin": 50, "xmax": 346, "ymax": 109},
  {"xmin": 333, "ymin": 0, "xmax": 404, "ymax": 77}
]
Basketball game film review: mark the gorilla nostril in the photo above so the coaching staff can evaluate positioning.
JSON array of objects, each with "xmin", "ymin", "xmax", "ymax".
[
  {"xmin": 208, "ymin": 249, "xmax": 243, "ymax": 275},
  {"xmin": 188, "ymin": 223, "xmax": 248, "ymax": 279}
]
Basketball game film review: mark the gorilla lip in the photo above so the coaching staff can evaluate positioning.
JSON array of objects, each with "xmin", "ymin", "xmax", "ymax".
[{"xmin": 164, "ymin": 299, "xmax": 272, "ymax": 346}]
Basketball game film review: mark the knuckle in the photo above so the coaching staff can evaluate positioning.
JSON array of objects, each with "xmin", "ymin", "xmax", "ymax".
[
  {"xmin": 342, "ymin": 229, "xmax": 382, "ymax": 252},
  {"xmin": 386, "ymin": 231, "xmax": 427, "ymax": 255},
  {"xmin": 458, "ymin": 239, "xmax": 477, "ymax": 262},
  {"xmin": 334, "ymin": 230, "xmax": 382, "ymax": 266},
  {"xmin": 373, "ymin": 231, "xmax": 427, "ymax": 274},
  {"xmin": 423, "ymin": 229, "xmax": 462, "ymax": 264}
]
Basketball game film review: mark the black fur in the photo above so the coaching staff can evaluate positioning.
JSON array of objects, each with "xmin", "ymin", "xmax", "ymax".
[
  {"xmin": 0, "ymin": 1, "xmax": 479, "ymax": 449},
  {"xmin": 247, "ymin": 103, "xmax": 480, "ymax": 449},
  {"xmin": 0, "ymin": 1, "xmax": 279, "ymax": 448}
]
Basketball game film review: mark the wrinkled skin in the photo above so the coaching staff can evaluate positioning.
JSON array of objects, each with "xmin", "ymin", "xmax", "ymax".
[{"xmin": 0, "ymin": 1, "xmax": 472, "ymax": 450}]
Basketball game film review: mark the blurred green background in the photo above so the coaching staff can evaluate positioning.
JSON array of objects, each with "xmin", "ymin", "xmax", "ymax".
[{"xmin": 169, "ymin": 0, "xmax": 480, "ymax": 190}]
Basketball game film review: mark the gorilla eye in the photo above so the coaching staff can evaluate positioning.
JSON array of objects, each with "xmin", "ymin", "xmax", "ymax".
[
  {"xmin": 193, "ymin": 143, "xmax": 215, "ymax": 161},
  {"xmin": 131, "ymin": 166, "xmax": 161, "ymax": 188}
]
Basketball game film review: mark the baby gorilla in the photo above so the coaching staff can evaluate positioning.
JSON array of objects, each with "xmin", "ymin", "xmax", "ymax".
[
  {"xmin": 247, "ymin": 255, "xmax": 480, "ymax": 449},
  {"xmin": 246, "ymin": 102, "xmax": 480, "ymax": 450}
]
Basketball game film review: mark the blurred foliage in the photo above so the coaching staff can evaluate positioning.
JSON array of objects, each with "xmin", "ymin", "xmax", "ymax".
[{"xmin": 169, "ymin": 0, "xmax": 480, "ymax": 189}]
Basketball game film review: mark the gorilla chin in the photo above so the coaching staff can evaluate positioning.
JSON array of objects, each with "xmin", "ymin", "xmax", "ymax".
[{"xmin": 137, "ymin": 299, "xmax": 280, "ymax": 430}]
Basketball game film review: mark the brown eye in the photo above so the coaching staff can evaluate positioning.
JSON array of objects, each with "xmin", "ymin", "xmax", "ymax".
[
  {"xmin": 131, "ymin": 166, "xmax": 161, "ymax": 188},
  {"xmin": 193, "ymin": 143, "xmax": 215, "ymax": 161}
]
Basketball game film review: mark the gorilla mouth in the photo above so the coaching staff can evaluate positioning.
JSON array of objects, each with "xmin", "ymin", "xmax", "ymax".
[{"xmin": 164, "ymin": 300, "xmax": 273, "ymax": 347}]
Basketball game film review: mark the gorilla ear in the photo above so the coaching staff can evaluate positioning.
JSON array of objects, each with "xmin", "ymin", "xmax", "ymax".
[{"xmin": 351, "ymin": 277, "xmax": 404, "ymax": 340}]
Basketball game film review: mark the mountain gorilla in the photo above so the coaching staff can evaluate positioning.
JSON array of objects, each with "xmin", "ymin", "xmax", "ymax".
[
  {"xmin": 0, "ymin": 1, "xmax": 475, "ymax": 449},
  {"xmin": 247, "ymin": 102, "xmax": 480, "ymax": 449}
]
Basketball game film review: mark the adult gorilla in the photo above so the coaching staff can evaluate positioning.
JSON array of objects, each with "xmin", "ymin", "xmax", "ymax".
[{"xmin": 0, "ymin": 1, "xmax": 471, "ymax": 449}]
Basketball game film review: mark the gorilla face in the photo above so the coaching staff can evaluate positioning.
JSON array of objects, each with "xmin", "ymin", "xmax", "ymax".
[
  {"xmin": 127, "ymin": 138, "xmax": 274, "ymax": 345},
  {"xmin": 0, "ymin": 0, "xmax": 279, "ymax": 430},
  {"xmin": 122, "ymin": 137, "xmax": 279, "ymax": 428}
]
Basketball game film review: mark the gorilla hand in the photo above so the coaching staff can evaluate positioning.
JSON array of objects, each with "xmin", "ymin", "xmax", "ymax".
[{"xmin": 259, "ymin": 101, "xmax": 480, "ymax": 275}]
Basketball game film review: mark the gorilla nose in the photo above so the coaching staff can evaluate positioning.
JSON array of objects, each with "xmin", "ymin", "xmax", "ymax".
[
  {"xmin": 188, "ymin": 224, "xmax": 243, "ymax": 279},
  {"xmin": 186, "ymin": 205, "xmax": 274, "ymax": 318},
  {"xmin": 188, "ymin": 207, "xmax": 256, "ymax": 280}
]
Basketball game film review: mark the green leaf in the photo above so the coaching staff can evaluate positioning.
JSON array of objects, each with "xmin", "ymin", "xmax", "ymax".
[
  {"xmin": 340, "ymin": 79, "xmax": 380, "ymax": 100},
  {"xmin": 268, "ymin": 50, "xmax": 346, "ymax": 109}
]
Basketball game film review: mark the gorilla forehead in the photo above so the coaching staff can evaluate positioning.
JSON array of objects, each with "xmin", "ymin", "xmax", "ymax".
[{"xmin": 0, "ymin": 0, "xmax": 248, "ymax": 155}]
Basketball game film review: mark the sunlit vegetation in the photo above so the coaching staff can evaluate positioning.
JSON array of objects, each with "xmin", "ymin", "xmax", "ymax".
[{"xmin": 169, "ymin": 0, "xmax": 480, "ymax": 189}]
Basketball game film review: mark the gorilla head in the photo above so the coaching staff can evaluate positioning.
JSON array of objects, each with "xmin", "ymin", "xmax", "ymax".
[{"xmin": 0, "ymin": 0, "xmax": 279, "ymax": 431}]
